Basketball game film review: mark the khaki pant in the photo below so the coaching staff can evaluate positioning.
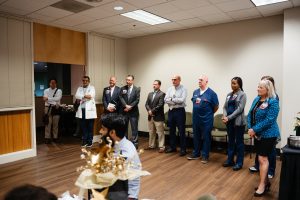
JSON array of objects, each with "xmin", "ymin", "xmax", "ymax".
[
  {"xmin": 148, "ymin": 118, "xmax": 165, "ymax": 149},
  {"xmin": 44, "ymin": 107, "xmax": 60, "ymax": 139}
]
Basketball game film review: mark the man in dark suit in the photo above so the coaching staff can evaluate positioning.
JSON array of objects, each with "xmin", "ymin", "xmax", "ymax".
[
  {"xmin": 119, "ymin": 75, "xmax": 141, "ymax": 148},
  {"xmin": 145, "ymin": 80, "xmax": 166, "ymax": 153},
  {"xmin": 102, "ymin": 76, "xmax": 121, "ymax": 113}
]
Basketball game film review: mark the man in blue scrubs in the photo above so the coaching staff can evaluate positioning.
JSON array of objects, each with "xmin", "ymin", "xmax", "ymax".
[{"xmin": 187, "ymin": 75, "xmax": 219, "ymax": 164}]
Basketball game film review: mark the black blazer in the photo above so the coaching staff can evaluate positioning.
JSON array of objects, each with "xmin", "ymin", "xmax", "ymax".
[
  {"xmin": 145, "ymin": 90, "xmax": 165, "ymax": 122},
  {"xmin": 102, "ymin": 86, "xmax": 121, "ymax": 113},
  {"xmin": 119, "ymin": 85, "xmax": 140, "ymax": 117}
]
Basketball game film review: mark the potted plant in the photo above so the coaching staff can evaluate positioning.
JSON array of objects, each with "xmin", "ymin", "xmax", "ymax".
[{"xmin": 294, "ymin": 112, "xmax": 300, "ymax": 136}]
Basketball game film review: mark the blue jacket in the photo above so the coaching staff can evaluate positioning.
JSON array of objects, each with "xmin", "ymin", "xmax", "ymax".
[{"xmin": 247, "ymin": 96, "xmax": 280, "ymax": 138}]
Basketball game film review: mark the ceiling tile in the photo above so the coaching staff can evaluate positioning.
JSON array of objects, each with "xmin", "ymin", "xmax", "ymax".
[
  {"xmin": 200, "ymin": 13, "xmax": 233, "ymax": 24},
  {"xmin": 27, "ymin": 13, "xmax": 55, "ymax": 22},
  {"xmin": 208, "ymin": 0, "xmax": 232, "ymax": 4},
  {"xmin": 97, "ymin": 21, "xmax": 149, "ymax": 34},
  {"xmin": 31, "ymin": 6, "xmax": 73, "ymax": 19},
  {"xmin": 74, "ymin": 19, "xmax": 112, "ymax": 30},
  {"xmin": 144, "ymin": 2, "xmax": 180, "ymax": 16},
  {"xmin": 257, "ymin": 1, "xmax": 293, "ymax": 16},
  {"xmin": 100, "ymin": 15, "xmax": 134, "ymax": 26},
  {"xmin": 292, "ymin": 0, "xmax": 300, "ymax": 6},
  {"xmin": 54, "ymin": 13, "xmax": 94, "ymax": 26},
  {"xmin": 176, "ymin": 17, "xmax": 209, "ymax": 27},
  {"xmin": 74, "ymin": 0, "xmax": 115, "ymax": 7},
  {"xmin": 78, "ymin": 5, "xmax": 115, "ymax": 19},
  {"xmin": 215, "ymin": 0, "xmax": 255, "ymax": 12},
  {"xmin": 0, "ymin": 5, "xmax": 29, "ymax": 15},
  {"xmin": 171, "ymin": 0, "xmax": 210, "ymax": 10},
  {"xmin": 2, "ymin": 0, "xmax": 60, "ymax": 12},
  {"xmin": 155, "ymin": 22, "xmax": 185, "ymax": 31},
  {"xmin": 227, "ymin": 7, "xmax": 262, "ymax": 20},
  {"xmin": 138, "ymin": 26, "xmax": 164, "ymax": 34},
  {"xmin": 99, "ymin": 0, "xmax": 137, "ymax": 13},
  {"xmin": 163, "ymin": 10, "xmax": 195, "ymax": 21},
  {"xmin": 122, "ymin": 0, "xmax": 168, "ymax": 8},
  {"xmin": 188, "ymin": 5, "xmax": 223, "ymax": 17}
]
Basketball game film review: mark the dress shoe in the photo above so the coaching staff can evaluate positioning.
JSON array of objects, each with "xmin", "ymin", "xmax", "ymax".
[
  {"xmin": 53, "ymin": 138, "xmax": 59, "ymax": 143},
  {"xmin": 187, "ymin": 155, "xmax": 200, "ymax": 160},
  {"xmin": 268, "ymin": 174, "xmax": 274, "ymax": 179},
  {"xmin": 165, "ymin": 147, "xmax": 177, "ymax": 153},
  {"xmin": 233, "ymin": 164, "xmax": 242, "ymax": 171},
  {"xmin": 222, "ymin": 161, "xmax": 234, "ymax": 167},
  {"xmin": 201, "ymin": 157, "xmax": 208, "ymax": 164},
  {"xmin": 158, "ymin": 148, "xmax": 165, "ymax": 153},
  {"xmin": 255, "ymin": 182, "xmax": 271, "ymax": 192},
  {"xmin": 249, "ymin": 166, "xmax": 259, "ymax": 173},
  {"xmin": 144, "ymin": 147, "xmax": 155, "ymax": 150},
  {"xmin": 179, "ymin": 151, "xmax": 187, "ymax": 157},
  {"xmin": 44, "ymin": 139, "xmax": 51, "ymax": 144}
]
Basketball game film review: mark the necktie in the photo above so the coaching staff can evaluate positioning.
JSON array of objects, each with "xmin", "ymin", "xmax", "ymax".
[
  {"xmin": 152, "ymin": 92, "xmax": 156, "ymax": 102},
  {"xmin": 127, "ymin": 87, "xmax": 131, "ymax": 98}
]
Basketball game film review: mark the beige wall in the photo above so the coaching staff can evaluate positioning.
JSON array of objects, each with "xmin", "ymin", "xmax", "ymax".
[
  {"xmin": 128, "ymin": 15, "xmax": 284, "ymax": 134},
  {"xmin": 282, "ymin": 7, "xmax": 300, "ymax": 146}
]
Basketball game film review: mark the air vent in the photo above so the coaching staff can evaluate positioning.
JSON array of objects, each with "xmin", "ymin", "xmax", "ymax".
[{"xmin": 51, "ymin": 0, "xmax": 93, "ymax": 13}]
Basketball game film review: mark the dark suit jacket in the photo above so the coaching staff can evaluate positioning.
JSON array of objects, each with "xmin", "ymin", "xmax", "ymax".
[
  {"xmin": 119, "ymin": 85, "xmax": 140, "ymax": 117},
  {"xmin": 102, "ymin": 86, "xmax": 121, "ymax": 113},
  {"xmin": 145, "ymin": 90, "xmax": 165, "ymax": 122}
]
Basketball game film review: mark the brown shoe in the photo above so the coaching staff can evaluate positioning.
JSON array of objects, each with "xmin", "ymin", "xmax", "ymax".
[{"xmin": 158, "ymin": 148, "xmax": 165, "ymax": 153}]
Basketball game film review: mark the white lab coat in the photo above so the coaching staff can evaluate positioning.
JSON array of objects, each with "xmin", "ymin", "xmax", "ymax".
[{"xmin": 75, "ymin": 85, "xmax": 97, "ymax": 119}]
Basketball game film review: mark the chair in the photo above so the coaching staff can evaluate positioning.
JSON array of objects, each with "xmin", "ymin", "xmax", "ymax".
[
  {"xmin": 211, "ymin": 114, "xmax": 228, "ymax": 143},
  {"xmin": 164, "ymin": 111, "xmax": 193, "ymax": 137},
  {"xmin": 243, "ymin": 115, "xmax": 254, "ymax": 158}
]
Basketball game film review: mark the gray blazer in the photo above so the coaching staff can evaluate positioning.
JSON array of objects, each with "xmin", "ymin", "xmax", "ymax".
[{"xmin": 223, "ymin": 89, "xmax": 247, "ymax": 126}]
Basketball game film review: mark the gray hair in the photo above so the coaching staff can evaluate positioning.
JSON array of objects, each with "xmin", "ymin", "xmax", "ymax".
[{"xmin": 259, "ymin": 79, "xmax": 276, "ymax": 99}]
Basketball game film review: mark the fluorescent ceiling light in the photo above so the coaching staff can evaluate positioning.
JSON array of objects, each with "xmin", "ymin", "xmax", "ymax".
[
  {"xmin": 121, "ymin": 10, "xmax": 170, "ymax": 25},
  {"xmin": 251, "ymin": 0, "xmax": 288, "ymax": 6}
]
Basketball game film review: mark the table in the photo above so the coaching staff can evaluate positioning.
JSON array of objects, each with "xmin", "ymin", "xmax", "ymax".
[{"xmin": 278, "ymin": 145, "xmax": 300, "ymax": 200}]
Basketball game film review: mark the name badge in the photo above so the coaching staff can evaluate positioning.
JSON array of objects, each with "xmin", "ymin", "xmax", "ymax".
[
  {"xmin": 260, "ymin": 102, "xmax": 268, "ymax": 109},
  {"xmin": 106, "ymin": 90, "xmax": 110, "ymax": 94},
  {"xmin": 196, "ymin": 98, "xmax": 201, "ymax": 104},
  {"xmin": 122, "ymin": 90, "xmax": 127, "ymax": 94},
  {"xmin": 232, "ymin": 94, "xmax": 237, "ymax": 100}
]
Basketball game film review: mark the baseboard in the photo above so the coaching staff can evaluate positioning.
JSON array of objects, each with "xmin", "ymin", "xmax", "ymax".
[{"xmin": 0, "ymin": 148, "xmax": 37, "ymax": 165}]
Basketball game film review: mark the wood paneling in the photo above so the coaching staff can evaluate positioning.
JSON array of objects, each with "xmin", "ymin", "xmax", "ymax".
[
  {"xmin": 0, "ymin": 110, "xmax": 32, "ymax": 155},
  {"xmin": 0, "ymin": 138, "xmax": 281, "ymax": 200},
  {"xmin": 33, "ymin": 23, "xmax": 86, "ymax": 65},
  {"xmin": 0, "ymin": 16, "xmax": 32, "ymax": 108},
  {"xmin": 93, "ymin": 103, "xmax": 104, "ymax": 135}
]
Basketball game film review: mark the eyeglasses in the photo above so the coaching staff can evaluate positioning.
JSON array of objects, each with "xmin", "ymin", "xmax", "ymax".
[{"xmin": 82, "ymin": 79, "xmax": 89, "ymax": 82}]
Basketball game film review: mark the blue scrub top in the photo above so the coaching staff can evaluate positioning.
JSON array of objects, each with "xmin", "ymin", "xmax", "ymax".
[{"xmin": 191, "ymin": 88, "xmax": 219, "ymax": 126}]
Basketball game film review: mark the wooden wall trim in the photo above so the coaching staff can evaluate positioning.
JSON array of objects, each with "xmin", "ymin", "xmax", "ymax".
[
  {"xmin": 33, "ymin": 23, "xmax": 86, "ymax": 65},
  {"xmin": 0, "ymin": 110, "xmax": 32, "ymax": 155}
]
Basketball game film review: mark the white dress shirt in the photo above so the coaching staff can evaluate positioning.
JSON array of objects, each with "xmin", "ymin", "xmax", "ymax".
[{"xmin": 43, "ymin": 87, "xmax": 62, "ymax": 106}]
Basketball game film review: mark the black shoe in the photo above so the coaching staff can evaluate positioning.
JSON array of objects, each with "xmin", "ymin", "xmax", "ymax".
[
  {"xmin": 249, "ymin": 166, "xmax": 259, "ymax": 173},
  {"xmin": 187, "ymin": 155, "xmax": 200, "ymax": 160},
  {"xmin": 81, "ymin": 141, "xmax": 87, "ymax": 147},
  {"xmin": 201, "ymin": 157, "xmax": 209, "ymax": 164},
  {"xmin": 179, "ymin": 151, "xmax": 187, "ymax": 156},
  {"xmin": 233, "ymin": 164, "xmax": 242, "ymax": 171},
  {"xmin": 165, "ymin": 147, "xmax": 177, "ymax": 153},
  {"xmin": 222, "ymin": 161, "xmax": 235, "ymax": 167},
  {"xmin": 53, "ymin": 138, "xmax": 59, "ymax": 143},
  {"xmin": 44, "ymin": 139, "xmax": 51, "ymax": 144}
]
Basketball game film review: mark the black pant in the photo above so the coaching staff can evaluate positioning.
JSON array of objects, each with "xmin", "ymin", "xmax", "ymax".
[{"xmin": 168, "ymin": 108, "xmax": 186, "ymax": 152}]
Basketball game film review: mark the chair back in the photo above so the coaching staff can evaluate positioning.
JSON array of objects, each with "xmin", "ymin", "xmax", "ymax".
[{"xmin": 213, "ymin": 114, "xmax": 227, "ymax": 130}]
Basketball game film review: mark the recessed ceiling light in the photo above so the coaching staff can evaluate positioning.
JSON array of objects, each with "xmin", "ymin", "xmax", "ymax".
[
  {"xmin": 121, "ymin": 10, "xmax": 171, "ymax": 25},
  {"xmin": 114, "ymin": 6, "xmax": 124, "ymax": 11},
  {"xmin": 251, "ymin": 0, "xmax": 288, "ymax": 6}
]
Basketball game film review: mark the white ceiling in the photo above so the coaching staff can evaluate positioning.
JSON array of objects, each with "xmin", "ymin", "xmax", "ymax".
[{"xmin": 0, "ymin": 0, "xmax": 299, "ymax": 38}]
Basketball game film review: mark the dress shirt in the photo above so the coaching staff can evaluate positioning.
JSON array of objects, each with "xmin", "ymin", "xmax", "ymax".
[
  {"xmin": 110, "ymin": 86, "xmax": 115, "ymax": 97},
  {"xmin": 114, "ymin": 137, "xmax": 141, "ymax": 199},
  {"xmin": 43, "ymin": 87, "xmax": 62, "ymax": 106},
  {"xmin": 164, "ymin": 84, "xmax": 187, "ymax": 110}
]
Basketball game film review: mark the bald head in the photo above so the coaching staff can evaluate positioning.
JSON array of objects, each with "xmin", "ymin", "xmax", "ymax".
[
  {"xmin": 198, "ymin": 75, "xmax": 208, "ymax": 90},
  {"xmin": 172, "ymin": 75, "xmax": 181, "ymax": 87},
  {"xmin": 109, "ymin": 76, "xmax": 117, "ymax": 87}
]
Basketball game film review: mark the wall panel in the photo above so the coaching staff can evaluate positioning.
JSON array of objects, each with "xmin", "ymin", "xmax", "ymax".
[
  {"xmin": 0, "ymin": 111, "xmax": 31, "ymax": 155},
  {"xmin": 0, "ymin": 17, "xmax": 9, "ymax": 107},
  {"xmin": 33, "ymin": 23, "xmax": 86, "ymax": 65}
]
